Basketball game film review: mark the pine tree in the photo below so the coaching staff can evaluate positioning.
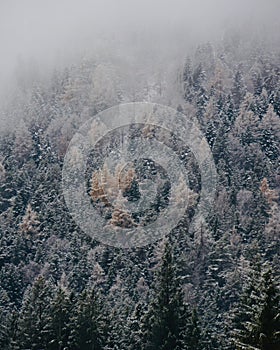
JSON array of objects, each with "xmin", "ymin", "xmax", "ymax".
[
  {"xmin": 125, "ymin": 302, "xmax": 146, "ymax": 350},
  {"xmin": 183, "ymin": 57, "xmax": 194, "ymax": 102},
  {"xmin": 105, "ymin": 274, "xmax": 134, "ymax": 349},
  {"xmin": 71, "ymin": 287, "xmax": 106, "ymax": 350},
  {"xmin": 15, "ymin": 275, "xmax": 53, "ymax": 349},
  {"xmin": 232, "ymin": 263, "xmax": 280, "ymax": 350},
  {"xmin": 186, "ymin": 308, "xmax": 202, "ymax": 350},
  {"xmin": 144, "ymin": 239, "xmax": 189, "ymax": 350},
  {"xmin": 0, "ymin": 288, "xmax": 13, "ymax": 349},
  {"xmin": 259, "ymin": 104, "xmax": 280, "ymax": 162},
  {"xmin": 232, "ymin": 70, "xmax": 246, "ymax": 109},
  {"xmin": 256, "ymin": 88, "xmax": 269, "ymax": 117},
  {"xmin": 48, "ymin": 283, "xmax": 73, "ymax": 350}
]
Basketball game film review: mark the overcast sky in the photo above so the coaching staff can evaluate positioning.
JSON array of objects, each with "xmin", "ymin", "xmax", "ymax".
[{"xmin": 0, "ymin": 0, "xmax": 279, "ymax": 98}]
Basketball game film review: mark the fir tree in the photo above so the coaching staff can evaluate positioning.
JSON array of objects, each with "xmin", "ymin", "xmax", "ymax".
[
  {"xmin": 186, "ymin": 308, "xmax": 203, "ymax": 350},
  {"xmin": 71, "ymin": 287, "xmax": 106, "ymax": 350},
  {"xmin": 48, "ymin": 283, "xmax": 73, "ymax": 350},
  {"xmin": 144, "ymin": 239, "xmax": 189, "ymax": 350},
  {"xmin": 15, "ymin": 275, "xmax": 52, "ymax": 350},
  {"xmin": 232, "ymin": 263, "xmax": 280, "ymax": 350}
]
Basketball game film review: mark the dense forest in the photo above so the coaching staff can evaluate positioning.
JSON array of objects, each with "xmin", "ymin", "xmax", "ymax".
[{"xmin": 0, "ymin": 28, "xmax": 279, "ymax": 349}]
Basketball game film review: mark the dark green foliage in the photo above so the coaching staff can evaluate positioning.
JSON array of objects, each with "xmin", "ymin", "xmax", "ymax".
[
  {"xmin": 144, "ymin": 240, "xmax": 190, "ymax": 350},
  {"xmin": 15, "ymin": 276, "xmax": 52, "ymax": 350},
  {"xmin": 48, "ymin": 286, "xmax": 73, "ymax": 350},
  {"xmin": 232, "ymin": 263, "xmax": 280, "ymax": 350},
  {"xmin": 186, "ymin": 309, "xmax": 202, "ymax": 350},
  {"xmin": 70, "ymin": 288, "xmax": 106, "ymax": 350}
]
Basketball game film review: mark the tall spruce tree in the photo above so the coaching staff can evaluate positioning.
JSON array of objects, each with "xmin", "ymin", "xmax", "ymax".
[
  {"xmin": 70, "ymin": 287, "xmax": 106, "ymax": 350},
  {"xmin": 232, "ymin": 262, "xmax": 280, "ymax": 350},
  {"xmin": 48, "ymin": 284, "xmax": 73, "ymax": 350},
  {"xmin": 15, "ymin": 275, "xmax": 52, "ymax": 350},
  {"xmin": 186, "ymin": 308, "xmax": 202, "ymax": 350},
  {"xmin": 144, "ymin": 239, "xmax": 190, "ymax": 350}
]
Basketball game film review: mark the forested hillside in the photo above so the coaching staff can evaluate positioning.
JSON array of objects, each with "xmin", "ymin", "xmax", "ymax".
[{"xmin": 0, "ymin": 29, "xmax": 279, "ymax": 349}]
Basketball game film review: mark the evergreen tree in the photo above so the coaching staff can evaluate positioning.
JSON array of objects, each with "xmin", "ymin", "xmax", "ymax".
[
  {"xmin": 71, "ymin": 287, "xmax": 106, "ymax": 350},
  {"xmin": 232, "ymin": 263, "xmax": 280, "ymax": 350},
  {"xmin": 144, "ymin": 239, "xmax": 189, "ymax": 350},
  {"xmin": 186, "ymin": 308, "xmax": 202, "ymax": 350},
  {"xmin": 48, "ymin": 284, "xmax": 73, "ymax": 350},
  {"xmin": 259, "ymin": 104, "xmax": 280, "ymax": 162},
  {"xmin": 126, "ymin": 302, "xmax": 146, "ymax": 350},
  {"xmin": 231, "ymin": 70, "xmax": 246, "ymax": 110},
  {"xmin": 105, "ymin": 274, "xmax": 133, "ymax": 349},
  {"xmin": 15, "ymin": 275, "xmax": 52, "ymax": 350},
  {"xmin": 0, "ymin": 288, "xmax": 14, "ymax": 349}
]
